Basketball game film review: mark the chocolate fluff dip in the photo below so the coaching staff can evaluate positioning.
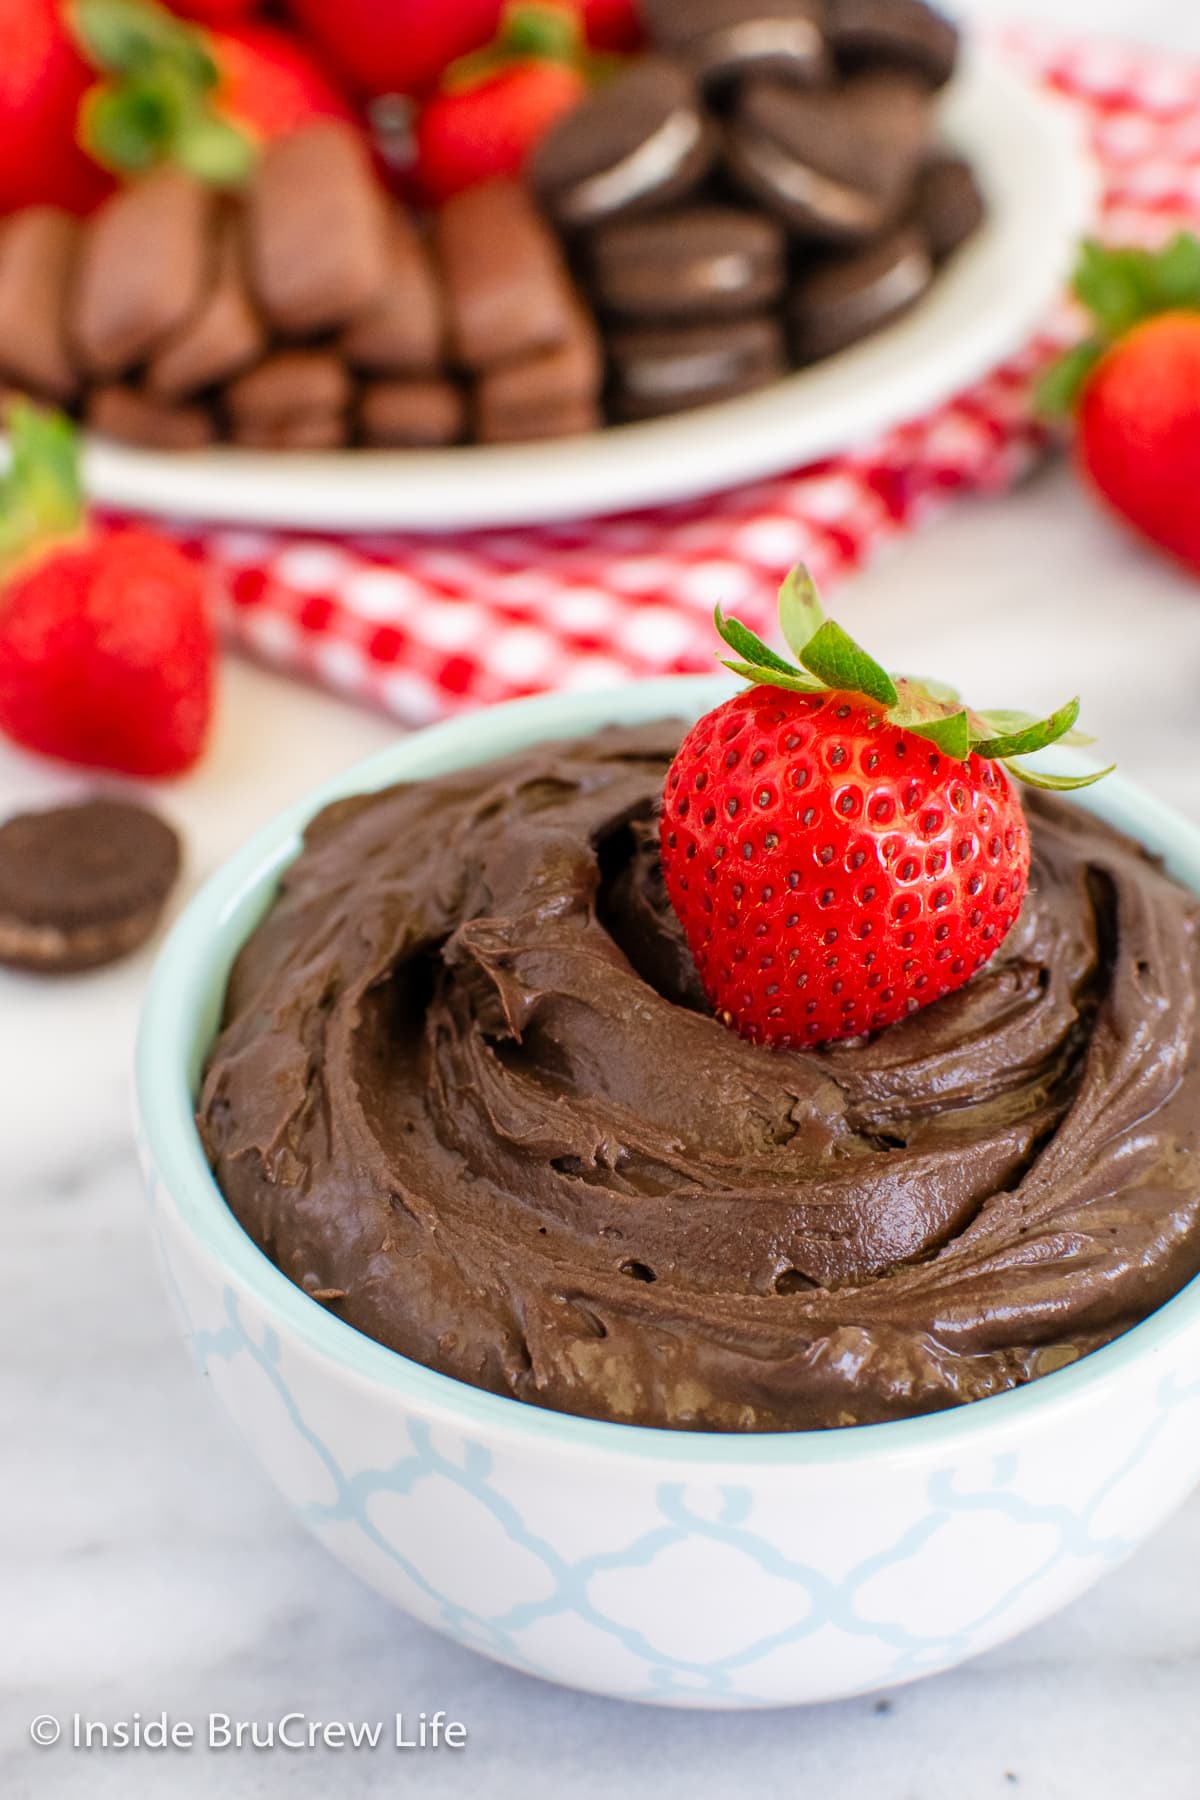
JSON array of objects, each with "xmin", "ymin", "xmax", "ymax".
[{"xmin": 198, "ymin": 723, "xmax": 1200, "ymax": 1432}]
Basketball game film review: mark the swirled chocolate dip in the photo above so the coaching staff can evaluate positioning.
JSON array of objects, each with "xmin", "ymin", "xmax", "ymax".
[{"xmin": 199, "ymin": 724, "xmax": 1200, "ymax": 1431}]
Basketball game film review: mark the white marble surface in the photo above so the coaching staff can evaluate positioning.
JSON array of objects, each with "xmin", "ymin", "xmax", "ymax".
[{"xmin": 7, "ymin": 2, "xmax": 1200, "ymax": 1795}]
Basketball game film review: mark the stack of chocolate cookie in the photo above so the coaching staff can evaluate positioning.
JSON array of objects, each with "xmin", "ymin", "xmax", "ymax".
[
  {"xmin": 0, "ymin": 122, "xmax": 604, "ymax": 451},
  {"xmin": 532, "ymin": 0, "xmax": 983, "ymax": 419}
]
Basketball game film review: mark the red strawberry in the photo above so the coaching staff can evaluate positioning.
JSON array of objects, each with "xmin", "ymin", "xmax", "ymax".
[
  {"xmin": 0, "ymin": 0, "xmax": 114, "ymax": 215},
  {"xmin": 164, "ymin": 0, "xmax": 260, "ymax": 22},
  {"xmin": 1040, "ymin": 233, "xmax": 1200, "ymax": 575},
  {"xmin": 570, "ymin": 0, "xmax": 644, "ymax": 52},
  {"xmin": 660, "ymin": 568, "xmax": 1108, "ymax": 1049},
  {"xmin": 416, "ymin": 5, "xmax": 588, "ymax": 202},
  {"xmin": 70, "ymin": 0, "xmax": 355, "ymax": 187},
  {"xmin": 285, "ymin": 0, "xmax": 504, "ymax": 97},
  {"xmin": 0, "ymin": 406, "xmax": 215, "ymax": 778}
]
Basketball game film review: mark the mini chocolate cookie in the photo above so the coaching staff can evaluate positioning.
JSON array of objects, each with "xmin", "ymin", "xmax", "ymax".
[
  {"xmin": 0, "ymin": 798, "xmax": 180, "ymax": 974},
  {"xmin": 434, "ymin": 181, "xmax": 579, "ymax": 370},
  {"xmin": 0, "ymin": 208, "xmax": 80, "ymax": 403},
  {"xmin": 609, "ymin": 313, "xmax": 787, "ymax": 419},
  {"xmin": 87, "ymin": 385, "xmax": 216, "ymax": 451},
  {"xmin": 530, "ymin": 58, "xmax": 716, "ymax": 230},
  {"xmin": 790, "ymin": 226, "xmax": 932, "ymax": 360},
  {"xmin": 640, "ymin": 0, "xmax": 830, "ymax": 92},
  {"xmin": 726, "ymin": 71, "xmax": 931, "ymax": 243},
  {"xmin": 589, "ymin": 205, "xmax": 786, "ymax": 320},
  {"xmin": 360, "ymin": 379, "xmax": 466, "ymax": 447},
  {"xmin": 829, "ymin": 0, "xmax": 958, "ymax": 88},
  {"xmin": 71, "ymin": 169, "xmax": 216, "ymax": 376},
  {"xmin": 911, "ymin": 152, "xmax": 985, "ymax": 260}
]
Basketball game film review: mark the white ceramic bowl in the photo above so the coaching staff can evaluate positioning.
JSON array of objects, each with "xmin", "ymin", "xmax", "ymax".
[
  {"xmin": 82, "ymin": 54, "xmax": 1094, "ymax": 531},
  {"xmin": 135, "ymin": 680, "xmax": 1200, "ymax": 1709}
]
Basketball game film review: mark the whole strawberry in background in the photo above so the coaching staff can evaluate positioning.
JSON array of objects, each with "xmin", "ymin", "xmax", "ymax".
[
  {"xmin": 417, "ymin": 4, "xmax": 590, "ymax": 202},
  {"xmin": 1040, "ymin": 233, "xmax": 1200, "ymax": 575},
  {"xmin": 164, "ymin": 0, "xmax": 258, "ymax": 21},
  {"xmin": 69, "ymin": 0, "xmax": 354, "ymax": 186},
  {"xmin": 0, "ymin": 405, "xmax": 215, "ymax": 778},
  {"xmin": 660, "ymin": 569, "xmax": 1109, "ymax": 1049},
  {"xmin": 285, "ymin": 0, "xmax": 504, "ymax": 97},
  {"xmin": 0, "ymin": 0, "xmax": 114, "ymax": 214}
]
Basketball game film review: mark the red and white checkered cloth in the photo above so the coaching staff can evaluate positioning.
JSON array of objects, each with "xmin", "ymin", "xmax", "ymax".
[{"xmin": 168, "ymin": 31, "xmax": 1200, "ymax": 724}]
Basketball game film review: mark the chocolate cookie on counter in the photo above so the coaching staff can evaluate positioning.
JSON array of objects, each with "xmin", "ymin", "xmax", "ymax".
[
  {"xmin": 71, "ymin": 169, "xmax": 216, "ymax": 376},
  {"xmin": 911, "ymin": 151, "xmax": 986, "ymax": 259},
  {"xmin": 609, "ymin": 313, "xmax": 787, "ymax": 419},
  {"xmin": 531, "ymin": 58, "xmax": 716, "ymax": 230},
  {"xmin": 640, "ymin": 0, "xmax": 830, "ymax": 92},
  {"xmin": 0, "ymin": 208, "xmax": 79, "ymax": 403},
  {"xmin": 829, "ymin": 0, "xmax": 958, "ymax": 87},
  {"xmin": 589, "ymin": 206, "xmax": 787, "ymax": 321},
  {"xmin": 726, "ymin": 70, "xmax": 931, "ymax": 242},
  {"xmin": 247, "ymin": 122, "xmax": 390, "ymax": 337},
  {"xmin": 790, "ymin": 227, "xmax": 933, "ymax": 360},
  {"xmin": 0, "ymin": 798, "xmax": 180, "ymax": 974}
]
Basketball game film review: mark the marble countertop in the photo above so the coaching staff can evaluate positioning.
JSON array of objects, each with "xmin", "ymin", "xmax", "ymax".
[{"xmin": 6, "ymin": 4, "xmax": 1200, "ymax": 1796}]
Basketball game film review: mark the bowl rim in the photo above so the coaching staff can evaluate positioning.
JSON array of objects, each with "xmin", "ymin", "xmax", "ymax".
[{"xmin": 136, "ymin": 675, "xmax": 1200, "ymax": 1469}]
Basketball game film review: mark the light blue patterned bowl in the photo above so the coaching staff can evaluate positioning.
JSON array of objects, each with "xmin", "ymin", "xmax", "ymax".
[{"xmin": 135, "ymin": 678, "xmax": 1200, "ymax": 1709}]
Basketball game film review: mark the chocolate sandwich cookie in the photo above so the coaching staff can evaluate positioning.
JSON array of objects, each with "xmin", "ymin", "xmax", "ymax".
[
  {"xmin": 475, "ymin": 296, "xmax": 603, "ymax": 442},
  {"xmin": 147, "ymin": 212, "xmax": 265, "ymax": 401},
  {"xmin": 911, "ymin": 152, "xmax": 985, "ymax": 260},
  {"xmin": 340, "ymin": 208, "xmax": 445, "ymax": 377},
  {"xmin": 790, "ymin": 226, "xmax": 932, "ymax": 360},
  {"xmin": 360, "ymin": 380, "xmax": 466, "ymax": 447},
  {"xmin": 530, "ymin": 58, "xmax": 715, "ymax": 230},
  {"xmin": 0, "ymin": 798, "xmax": 180, "ymax": 974},
  {"xmin": 0, "ymin": 209, "xmax": 79, "ymax": 403},
  {"xmin": 589, "ymin": 205, "xmax": 786, "ymax": 321},
  {"xmin": 727, "ymin": 70, "xmax": 931, "ymax": 243},
  {"xmin": 71, "ymin": 169, "xmax": 216, "ymax": 376},
  {"xmin": 434, "ymin": 181, "xmax": 578, "ymax": 370},
  {"xmin": 609, "ymin": 313, "xmax": 787, "ymax": 420},
  {"xmin": 829, "ymin": 0, "xmax": 958, "ymax": 88},
  {"xmin": 248, "ymin": 122, "xmax": 389, "ymax": 337},
  {"xmin": 225, "ymin": 350, "xmax": 351, "ymax": 449},
  {"xmin": 640, "ymin": 0, "xmax": 830, "ymax": 91},
  {"xmin": 88, "ymin": 386, "xmax": 216, "ymax": 451}
]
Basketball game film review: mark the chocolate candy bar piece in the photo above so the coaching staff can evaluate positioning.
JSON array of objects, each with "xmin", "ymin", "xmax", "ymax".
[
  {"xmin": 641, "ymin": 0, "xmax": 830, "ymax": 91},
  {"xmin": 609, "ymin": 313, "xmax": 787, "ymax": 420},
  {"xmin": 87, "ymin": 385, "xmax": 215, "ymax": 451},
  {"xmin": 341, "ymin": 207, "xmax": 445, "ymax": 376},
  {"xmin": 476, "ymin": 397, "xmax": 601, "ymax": 444},
  {"xmin": 360, "ymin": 379, "xmax": 466, "ymax": 446},
  {"xmin": 434, "ymin": 181, "xmax": 578, "ymax": 370},
  {"xmin": 530, "ymin": 58, "xmax": 716, "ymax": 231},
  {"xmin": 147, "ymin": 210, "xmax": 266, "ymax": 400},
  {"xmin": 790, "ymin": 226, "xmax": 932, "ymax": 359},
  {"xmin": 0, "ymin": 209, "xmax": 80, "ymax": 402},
  {"xmin": 248, "ymin": 122, "xmax": 389, "ymax": 337},
  {"xmin": 911, "ymin": 152, "xmax": 985, "ymax": 259},
  {"xmin": 829, "ymin": 0, "xmax": 958, "ymax": 88},
  {"xmin": 231, "ymin": 415, "xmax": 349, "ymax": 450},
  {"xmin": 475, "ymin": 295, "xmax": 603, "ymax": 441},
  {"xmin": 225, "ymin": 349, "xmax": 351, "ymax": 449},
  {"xmin": 72, "ymin": 169, "xmax": 216, "ymax": 376},
  {"xmin": 589, "ymin": 205, "xmax": 786, "ymax": 321},
  {"xmin": 727, "ymin": 71, "xmax": 931, "ymax": 243}
]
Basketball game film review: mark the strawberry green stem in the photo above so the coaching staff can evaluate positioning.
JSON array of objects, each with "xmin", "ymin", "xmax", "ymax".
[{"xmin": 0, "ymin": 404, "xmax": 86, "ymax": 580}]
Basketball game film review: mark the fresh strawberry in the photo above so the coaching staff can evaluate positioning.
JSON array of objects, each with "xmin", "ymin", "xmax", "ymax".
[
  {"xmin": 164, "ymin": 0, "xmax": 259, "ymax": 22},
  {"xmin": 285, "ymin": 0, "xmax": 504, "ymax": 97},
  {"xmin": 0, "ymin": 406, "xmax": 215, "ymax": 778},
  {"xmin": 660, "ymin": 568, "xmax": 1108, "ymax": 1049},
  {"xmin": 569, "ymin": 0, "xmax": 643, "ymax": 52},
  {"xmin": 70, "ymin": 0, "xmax": 355, "ymax": 187},
  {"xmin": 0, "ymin": 0, "xmax": 113, "ymax": 214},
  {"xmin": 416, "ymin": 4, "xmax": 588, "ymax": 201},
  {"xmin": 1040, "ymin": 233, "xmax": 1200, "ymax": 575}
]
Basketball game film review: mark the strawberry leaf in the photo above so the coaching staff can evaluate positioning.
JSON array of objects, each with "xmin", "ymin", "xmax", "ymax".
[
  {"xmin": 1150, "ymin": 231, "xmax": 1200, "ymax": 310},
  {"xmin": 778, "ymin": 565, "xmax": 825, "ymax": 659},
  {"xmin": 800, "ymin": 621, "xmax": 899, "ymax": 707},
  {"xmin": 1036, "ymin": 340, "xmax": 1105, "ymax": 417},
  {"xmin": 1003, "ymin": 759, "xmax": 1115, "ymax": 792},
  {"xmin": 1073, "ymin": 239, "xmax": 1156, "ymax": 337},
  {"xmin": 972, "ymin": 697, "xmax": 1080, "ymax": 759},
  {"xmin": 0, "ymin": 402, "xmax": 85, "ymax": 572},
  {"xmin": 721, "ymin": 661, "xmax": 826, "ymax": 696},
  {"xmin": 906, "ymin": 709, "xmax": 972, "ymax": 759},
  {"xmin": 713, "ymin": 606, "xmax": 795, "ymax": 675}
]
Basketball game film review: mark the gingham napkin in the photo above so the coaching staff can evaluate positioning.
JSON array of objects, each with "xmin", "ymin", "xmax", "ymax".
[{"xmin": 165, "ymin": 30, "xmax": 1200, "ymax": 724}]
